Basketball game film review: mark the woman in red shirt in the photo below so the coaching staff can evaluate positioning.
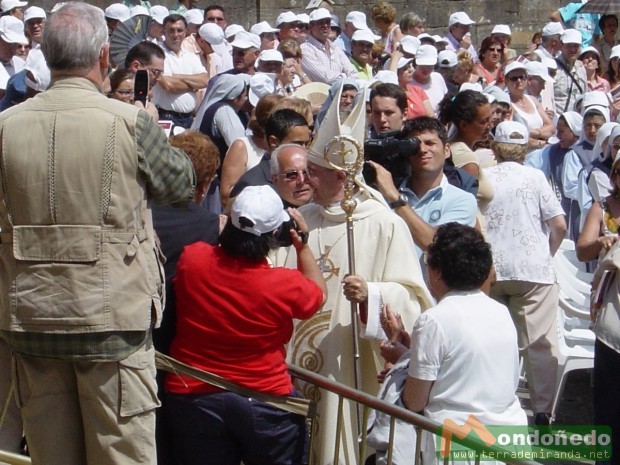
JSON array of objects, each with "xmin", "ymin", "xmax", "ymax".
[{"xmin": 165, "ymin": 185, "xmax": 326, "ymax": 465}]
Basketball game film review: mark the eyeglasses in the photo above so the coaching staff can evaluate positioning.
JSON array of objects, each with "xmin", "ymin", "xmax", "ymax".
[
  {"xmin": 313, "ymin": 19, "xmax": 331, "ymax": 26},
  {"xmin": 507, "ymin": 74, "xmax": 527, "ymax": 82},
  {"xmin": 279, "ymin": 169, "xmax": 309, "ymax": 181},
  {"xmin": 146, "ymin": 67, "xmax": 164, "ymax": 78}
]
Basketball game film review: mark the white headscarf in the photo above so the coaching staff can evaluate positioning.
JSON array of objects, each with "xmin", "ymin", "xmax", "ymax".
[
  {"xmin": 191, "ymin": 73, "xmax": 250, "ymax": 130},
  {"xmin": 594, "ymin": 122, "xmax": 619, "ymax": 161}
]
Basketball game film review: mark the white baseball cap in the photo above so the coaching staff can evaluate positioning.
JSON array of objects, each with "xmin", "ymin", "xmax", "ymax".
[
  {"xmin": 448, "ymin": 11, "xmax": 475, "ymax": 27},
  {"xmin": 24, "ymin": 48, "xmax": 50, "ymax": 92},
  {"xmin": 248, "ymin": 72, "xmax": 277, "ymax": 106},
  {"xmin": 351, "ymin": 28, "xmax": 376, "ymax": 44},
  {"xmin": 484, "ymin": 85, "xmax": 511, "ymax": 105},
  {"xmin": 0, "ymin": 0, "xmax": 26, "ymax": 13},
  {"xmin": 433, "ymin": 35, "xmax": 449, "ymax": 45},
  {"xmin": 562, "ymin": 28, "xmax": 582, "ymax": 44},
  {"xmin": 256, "ymin": 49, "xmax": 283, "ymax": 65},
  {"xmin": 276, "ymin": 11, "xmax": 297, "ymax": 26},
  {"xmin": 104, "ymin": 3, "xmax": 130, "ymax": 22},
  {"xmin": 231, "ymin": 30, "xmax": 261, "ymax": 49},
  {"xmin": 579, "ymin": 45, "xmax": 600, "ymax": 60},
  {"xmin": 504, "ymin": 61, "xmax": 527, "ymax": 77},
  {"xmin": 199, "ymin": 23, "xmax": 228, "ymax": 54},
  {"xmin": 309, "ymin": 8, "xmax": 331, "ymax": 22},
  {"xmin": 494, "ymin": 121, "xmax": 529, "ymax": 145},
  {"xmin": 297, "ymin": 13, "xmax": 310, "ymax": 24},
  {"xmin": 415, "ymin": 44, "xmax": 438, "ymax": 66},
  {"xmin": 130, "ymin": 5, "xmax": 150, "ymax": 17},
  {"xmin": 345, "ymin": 11, "xmax": 367, "ymax": 30},
  {"xmin": 525, "ymin": 61, "xmax": 554, "ymax": 83},
  {"xmin": 417, "ymin": 33, "xmax": 435, "ymax": 43},
  {"xmin": 397, "ymin": 57, "xmax": 414, "ymax": 69},
  {"xmin": 149, "ymin": 5, "xmax": 169, "ymax": 25},
  {"xmin": 491, "ymin": 24, "xmax": 511, "ymax": 36},
  {"xmin": 184, "ymin": 8, "xmax": 204, "ymax": 25},
  {"xmin": 23, "ymin": 5, "xmax": 45, "ymax": 22},
  {"xmin": 371, "ymin": 70, "xmax": 398, "ymax": 85},
  {"xmin": 225, "ymin": 24, "xmax": 245, "ymax": 39},
  {"xmin": 400, "ymin": 35, "xmax": 421, "ymax": 55},
  {"xmin": 231, "ymin": 185, "xmax": 289, "ymax": 236},
  {"xmin": 0, "ymin": 16, "xmax": 27, "ymax": 45},
  {"xmin": 250, "ymin": 21, "xmax": 279, "ymax": 35},
  {"xmin": 542, "ymin": 21, "xmax": 564, "ymax": 37},
  {"xmin": 437, "ymin": 50, "xmax": 457, "ymax": 68}
]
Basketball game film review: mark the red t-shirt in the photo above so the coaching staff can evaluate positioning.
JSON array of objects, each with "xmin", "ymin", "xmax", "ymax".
[{"xmin": 165, "ymin": 242, "xmax": 323, "ymax": 396}]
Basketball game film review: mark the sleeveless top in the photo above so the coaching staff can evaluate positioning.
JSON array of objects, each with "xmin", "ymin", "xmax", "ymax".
[
  {"xmin": 511, "ymin": 94, "xmax": 543, "ymax": 133},
  {"xmin": 238, "ymin": 136, "xmax": 266, "ymax": 172}
]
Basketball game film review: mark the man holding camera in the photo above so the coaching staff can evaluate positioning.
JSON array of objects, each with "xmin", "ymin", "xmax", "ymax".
[{"xmin": 369, "ymin": 115, "xmax": 477, "ymax": 257}]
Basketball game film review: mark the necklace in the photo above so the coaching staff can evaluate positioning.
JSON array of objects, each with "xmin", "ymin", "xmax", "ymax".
[{"xmin": 316, "ymin": 217, "xmax": 346, "ymax": 280}]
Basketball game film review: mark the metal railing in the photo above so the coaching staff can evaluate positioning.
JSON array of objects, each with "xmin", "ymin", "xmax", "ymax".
[{"xmin": 0, "ymin": 355, "xmax": 563, "ymax": 465}]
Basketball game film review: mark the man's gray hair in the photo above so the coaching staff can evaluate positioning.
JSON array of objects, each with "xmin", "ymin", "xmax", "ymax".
[
  {"xmin": 42, "ymin": 2, "xmax": 109, "ymax": 73},
  {"xmin": 270, "ymin": 143, "xmax": 306, "ymax": 176}
]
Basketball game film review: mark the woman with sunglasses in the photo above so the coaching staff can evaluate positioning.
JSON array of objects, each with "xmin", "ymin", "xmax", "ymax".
[
  {"xmin": 473, "ymin": 36, "xmax": 505, "ymax": 87},
  {"xmin": 504, "ymin": 61, "xmax": 554, "ymax": 151}
]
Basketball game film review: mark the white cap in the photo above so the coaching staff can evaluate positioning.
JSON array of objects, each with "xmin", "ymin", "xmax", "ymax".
[
  {"xmin": 434, "ymin": 35, "xmax": 449, "ymax": 45},
  {"xmin": 345, "ymin": 11, "xmax": 367, "ymax": 30},
  {"xmin": 351, "ymin": 28, "xmax": 376, "ymax": 44},
  {"xmin": 372, "ymin": 70, "xmax": 398, "ymax": 85},
  {"xmin": 248, "ymin": 72, "xmax": 276, "ymax": 106},
  {"xmin": 437, "ymin": 50, "xmax": 457, "ymax": 68},
  {"xmin": 0, "ymin": 0, "xmax": 26, "ymax": 13},
  {"xmin": 417, "ymin": 32, "xmax": 435, "ymax": 43},
  {"xmin": 250, "ymin": 21, "xmax": 279, "ymax": 35},
  {"xmin": 583, "ymin": 90, "xmax": 610, "ymax": 109},
  {"xmin": 579, "ymin": 45, "xmax": 600, "ymax": 60},
  {"xmin": 149, "ymin": 5, "xmax": 169, "ymax": 25},
  {"xmin": 415, "ymin": 44, "xmax": 438, "ymax": 66},
  {"xmin": 0, "ymin": 16, "xmax": 27, "ymax": 45},
  {"xmin": 448, "ymin": 11, "xmax": 475, "ymax": 27},
  {"xmin": 397, "ymin": 57, "xmax": 413, "ymax": 69},
  {"xmin": 130, "ymin": 5, "xmax": 150, "ymax": 17},
  {"xmin": 494, "ymin": 121, "xmax": 529, "ymax": 145},
  {"xmin": 184, "ymin": 9, "xmax": 204, "ymax": 25},
  {"xmin": 542, "ymin": 21, "xmax": 564, "ymax": 37},
  {"xmin": 400, "ymin": 35, "xmax": 421, "ymax": 55},
  {"xmin": 24, "ymin": 48, "xmax": 49, "ymax": 92},
  {"xmin": 225, "ymin": 24, "xmax": 244, "ymax": 39},
  {"xmin": 257, "ymin": 49, "xmax": 283, "ymax": 64},
  {"xmin": 484, "ymin": 85, "xmax": 511, "ymax": 105},
  {"xmin": 542, "ymin": 56, "xmax": 557, "ymax": 70},
  {"xmin": 309, "ymin": 8, "xmax": 331, "ymax": 22},
  {"xmin": 330, "ymin": 14, "xmax": 340, "ymax": 29},
  {"xmin": 297, "ymin": 13, "xmax": 310, "ymax": 24},
  {"xmin": 199, "ymin": 23, "xmax": 228, "ymax": 54},
  {"xmin": 23, "ymin": 6, "xmax": 45, "ymax": 22},
  {"xmin": 231, "ymin": 185, "xmax": 289, "ymax": 236},
  {"xmin": 231, "ymin": 30, "xmax": 261, "ymax": 49},
  {"xmin": 105, "ymin": 3, "xmax": 130, "ymax": 22},
  {"xmin": 504, "ymin": 61, "xmax": 527, "ymax": 77},
  {"xmin": 562, "ymin": 28, "xmax": 582, "ymax": 44},
  {"xmin": 611, "ymin": 44, "xmax": 620, "ymax": 60},
  {"xmin": 491, "ymin": 24, "xmax": 511, "ymax": 36},
  {"xmin": 459, "ymin": 82, "xmax": 483, "ymax": 93},
  {"xmin": 276, "ymin": 11, "xmax": 297, "ymax": 26},
  {"xmin": 525, "ymin": 61, "xmax": 554, "ymax": 83}
]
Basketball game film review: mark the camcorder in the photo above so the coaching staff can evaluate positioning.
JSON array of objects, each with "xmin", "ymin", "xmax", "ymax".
[
  {"xmin": 363, "ymin": 130, "xmax": 421, "ymax": 186},
  {"xmin": 274, "ymin": 218, "xmax": 308, "ymax": 247}
]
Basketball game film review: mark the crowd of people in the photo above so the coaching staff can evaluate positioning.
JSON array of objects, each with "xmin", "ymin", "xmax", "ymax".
[{"xmin": 0, "ymin": 1, "xmax": 619, "ymax": 465}]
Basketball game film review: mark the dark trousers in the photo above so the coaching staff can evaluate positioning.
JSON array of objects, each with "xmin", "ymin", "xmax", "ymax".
[
  {"xmin": 165, "ymin": 390, "xmax": 308, "ymax": 465},
  {"xmin": 157, "ymin": 109, "xmax": 194, "ymax": 129},
  {"xmin": 593, "ymin": 339, "xmax": 620, "ymax": 465}
]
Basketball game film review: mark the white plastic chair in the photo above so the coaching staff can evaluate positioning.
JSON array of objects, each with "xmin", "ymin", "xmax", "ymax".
[
  {"xmin": 554, "ymin": 239, "xmax": 594, "ymax": 321},
  {"xmin": 550, "ymin": 306, "xmax": 595, "ymax": 422}
]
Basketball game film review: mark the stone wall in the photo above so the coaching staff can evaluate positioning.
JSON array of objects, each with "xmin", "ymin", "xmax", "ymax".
[{"xmin": 42, "ymin": 0, "xmax": 569, "ymax": 52}]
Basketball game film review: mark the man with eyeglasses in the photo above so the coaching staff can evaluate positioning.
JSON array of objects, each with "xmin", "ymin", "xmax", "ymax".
[
  {"xmin": 276, "ymin": 11, "xmax": 301, "ymax": 43},
  {"xmin": 204, "ymin": 5, "xmax": 228, "ymax": 30},
  {"xmin": 300, "ymin": 8, "xmax": 356, "ymax": 84},
  {"xmin": 229, "ymin": 30, "xmax": 260, "ymax": 75},
  {"xmin": 151, "ymin": 14, "xmax": 209, "ymax": 128},
  {"xmin": 553, "ymin": 28, "xmax": 586, "ymax": 118},
  {"xmin": 270, "ymin": 144, "xmax": 313, "ymax": 207},
  {"xmin": 125, "ymin": 41, "xmax": 166, "ymax": 92},
  {"xmin": 228, "ymin": 109, "xmax": 312, "ymax": 209}
]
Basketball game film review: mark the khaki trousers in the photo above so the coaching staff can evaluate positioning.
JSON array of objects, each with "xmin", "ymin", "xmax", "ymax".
[
  {"xmin": 490, "ymin": 280, "xmax": 559, "ymax": 414},
  {"xmin": 11, "ymin": 342, "xmax": 159, "ymax": 465},
  {"xmin": 0, "ymin": 338, "xmax": 22, "ymax": 455}
]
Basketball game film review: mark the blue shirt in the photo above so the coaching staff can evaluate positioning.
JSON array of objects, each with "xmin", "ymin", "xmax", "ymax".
[
  {"xmin": 559, "ymin": 3, "xmax": 601, "ymax": 47},
  {"xmin": 399, "ymin": 175, "xmax": 478, "ymax": 258}
]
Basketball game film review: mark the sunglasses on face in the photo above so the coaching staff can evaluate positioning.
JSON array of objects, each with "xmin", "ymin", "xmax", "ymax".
[
  {"xmin": 279, "ymin": 169, "xmax": 309, "ymax": 181},
  {"xmin": 507, "ymin": 74, "xmax": 527, "ymax": 82}
]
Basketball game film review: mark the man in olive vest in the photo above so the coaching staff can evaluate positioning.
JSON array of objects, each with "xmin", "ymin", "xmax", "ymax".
[{"xmin": 0, "ymin": 3, "xmax": 195, "ymax": 464}]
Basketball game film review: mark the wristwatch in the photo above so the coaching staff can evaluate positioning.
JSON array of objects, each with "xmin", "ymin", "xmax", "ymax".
[{"xmin": 389, "ymin": 194, "xmax": 408, "ymax": 209}]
